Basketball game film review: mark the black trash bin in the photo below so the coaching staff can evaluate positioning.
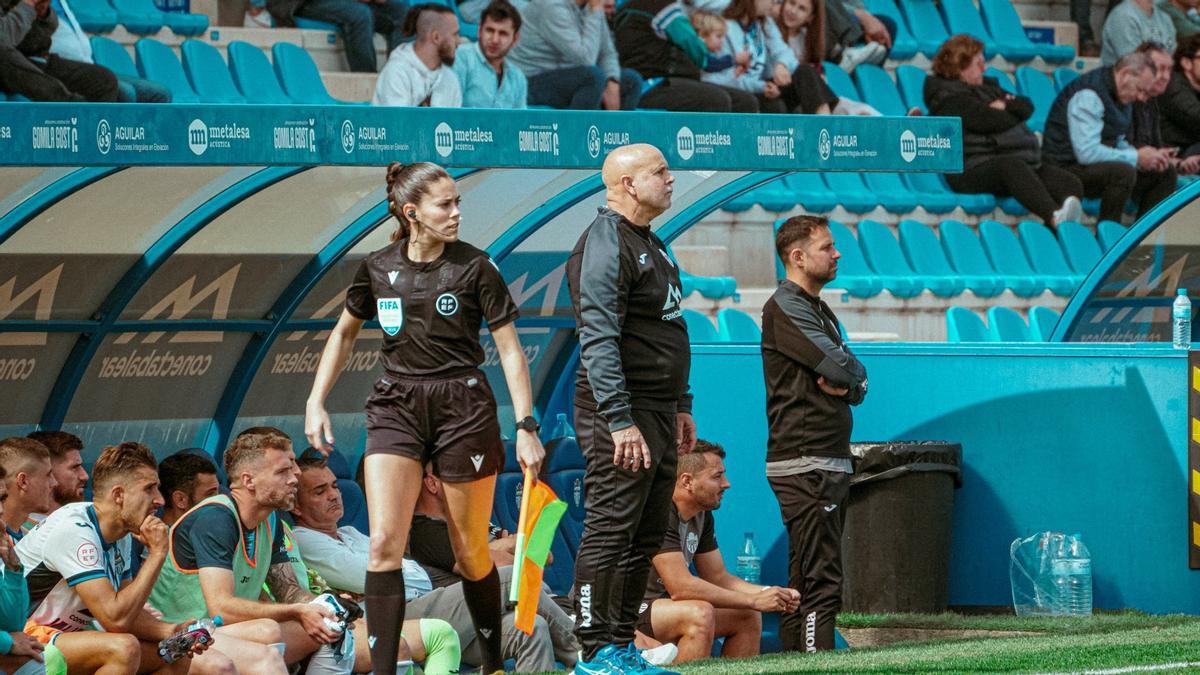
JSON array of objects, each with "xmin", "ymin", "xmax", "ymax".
[{"xmin": 842, "ymin": 441, "xmax": 962, "ymax": 614}]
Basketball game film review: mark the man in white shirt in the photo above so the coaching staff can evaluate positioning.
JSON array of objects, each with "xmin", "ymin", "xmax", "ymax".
[
  {"xmin": 47, "ymin": 0, "xmax": 170, "ymax": 102},
  {"xmin": 291, "ymin": 455, "xmax": 578, "ymax": 672},
  {"xmin": 372, "ymin": 3, "xmax": 462, "ymax": 107}
]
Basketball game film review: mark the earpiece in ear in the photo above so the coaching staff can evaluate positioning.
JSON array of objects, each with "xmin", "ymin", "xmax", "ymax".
[{"xmin": 407, "ymin": 211, "xmax": 417, "ymax": 219}]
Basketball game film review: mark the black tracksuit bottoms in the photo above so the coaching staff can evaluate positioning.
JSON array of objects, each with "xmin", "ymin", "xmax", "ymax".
[
  {"xmin": 769, "ymin": 469, "xmax": 850, "ymax": 652},
  {"xmin": 572, "ymin": 405, "xmax": 678, "ymax": 661}
]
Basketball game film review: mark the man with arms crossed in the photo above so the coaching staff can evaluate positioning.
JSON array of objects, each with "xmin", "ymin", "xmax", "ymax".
[
  {"xmin": 567, "ymin": 143, "xmax": 697, "ymax": 674},
  {"xmin": 149, "ymin": 429, "xmax": 347, "ymax": 674},
  {"xmin": 16, "ymin": 442, "xmax": 216, "ymax": 674},
  {"xmin": 761, "ymin": 215, "xmax": 867, "ymax": 652},
  {"xmin": 634, "ymin": 440, "xmax": 798, "ymax": 662}
]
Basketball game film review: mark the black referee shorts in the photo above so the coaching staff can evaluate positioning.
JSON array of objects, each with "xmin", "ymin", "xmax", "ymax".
[{"xmin": 364, "ymin": 368, "xmax": 505, "ymax": 483}]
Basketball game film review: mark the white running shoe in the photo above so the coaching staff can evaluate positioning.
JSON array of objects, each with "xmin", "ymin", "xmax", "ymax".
[
  {"xmin": 833, "ymin": 97, "xmax": 881, "ymax": 116},
  {"xmin": 1052, "ymin": 195, "xmax": 1083, "ymax": 226},
  {"xmin": 641, "ymin": 642, "xmax": 680, "ymax": 666},
  {"xmin": 838, "ymin": 42, "xmax": 887, "ymax": 72},
  {"xmin": 244, "ymin": 8, "xmax": 272, "ymax": 28}
]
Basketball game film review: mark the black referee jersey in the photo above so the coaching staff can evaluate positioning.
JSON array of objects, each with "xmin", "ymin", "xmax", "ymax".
[{"xmin": 344, "ymin": 238, "xmax": 520, "ymax": 377}]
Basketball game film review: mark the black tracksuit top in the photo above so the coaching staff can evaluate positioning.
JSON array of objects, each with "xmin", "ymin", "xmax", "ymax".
[
  {"xmin": 567, "ymin": 207, "xmax": 693, "ymax": 431},
  {"xmin": 761, "ymin": 280, "xmax": 867, "ymax": 461}
]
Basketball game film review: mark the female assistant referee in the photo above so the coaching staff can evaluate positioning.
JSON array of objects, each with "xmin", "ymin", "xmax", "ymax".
[{"xmin": 305, "ymin": 161, "xmax": 545, "ymax": 675}]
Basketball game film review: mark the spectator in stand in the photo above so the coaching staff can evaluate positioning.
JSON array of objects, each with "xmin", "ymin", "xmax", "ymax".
[
  {"xmin": 373, "ymin": 3, "xmax": 462, "ymax": 106},
  {"xmin": 926, "ymin": 35, "xmax": 1085, "ymax": 229},
  {"xmin": 1130, "ymin": 41, "xmax": 1199, "ymax": 171},
  {"xmin": 633, "ymin": 440, "xmax": 798, "ymax": 663},
  {"xmin": 508, "ymin": 0, "xmax": 642, "ymax": 109},
  {"xmin": 23, "ymin": 431, "xmax": 88, "ymax": 530},
  {"xmin": 691, "ymin": 10, "xmax": 748, "ymax": 78},
  {"xmin": 705, "ymin": 0, "xmax": 871, "ymax": 115},
  {"xmin": 48, "ymin": 0, "xmax": 170, "ymax": 102},
  {"xmin": 612, "ymin": 0, "xmax": 758, "ymax": 111},
  {"xmin": 0, "ymin": 464, "xmax": 44, "ymax": 675},
  {"xmin": 1044, "ymin": 51, "xmax": 1178, "ymax": 222},
  {"xmin": 823, "ymin": 0, "xmax": 891, "ymax": 71},
  {"xmin": 267, "ymin": 0, "xmax": 410, "ymax": 73},
  {"xmin": 0, "ymin": 0, "xmax": 117, "ymax": 101},
  {"xmin": 1162, "ymin": 33, "xmax": 1200, "ymax": 156},
  {"xmin": 1101, "ymin": 0, "xmax": 1177, "ymax": 65},
  {"xmin": 774, "ymin": 0, "xmax": 880, "ymax": 114},
  {"xmin": 1158, "ymin": 0, "xmax": 1200, "ymax": 40},
  {"xmin": 1074, "ymin": 0, "xmax": 1101, "ymax": 57},
  {"xmin": 453, "ymin": 0, "xmax": 528, "ymax": 108}
]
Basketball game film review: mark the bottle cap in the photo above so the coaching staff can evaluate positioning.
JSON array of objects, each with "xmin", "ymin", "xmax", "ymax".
[
  {"xmin": 212, "ymin": 616, "xmax": 224, "ymax": 627},
  {"xmin": 1179, "ymin": 288, "xmax": 1188, "ymax": 296}
]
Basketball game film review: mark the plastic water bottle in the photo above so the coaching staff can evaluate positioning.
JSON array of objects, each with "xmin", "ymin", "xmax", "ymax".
[
  {"xmin": 1173, "ymin": 288, "xmax": 1192, "ymax": 349},
  {"xmin": 735, "ymin": 532, "xmax": 761, "ymax": 584},
  {"xmin": 158, "ymin": 616, "xmax": 221, "ymax": 663},
  {"xmin": 1048, "ymin": 534, "xmax": 1092, "ymax": 616},
  {"xmin": 550, "ymin": 413, "xmax": 575, "ymax": 439}
]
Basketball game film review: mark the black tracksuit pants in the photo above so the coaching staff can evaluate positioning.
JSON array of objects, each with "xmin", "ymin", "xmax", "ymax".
[
  {"xmin": 769, "ymin": 469, "xmax": 850, "ymax": 652},
  {"xmin": 572, "ymin": 405, "xmax": 678, "ymax": 660}
]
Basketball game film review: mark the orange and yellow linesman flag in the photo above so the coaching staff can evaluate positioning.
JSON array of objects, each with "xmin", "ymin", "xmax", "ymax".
[{"xmin": 509, "ymin": 469, "xmax": 567, "ymax": 635}]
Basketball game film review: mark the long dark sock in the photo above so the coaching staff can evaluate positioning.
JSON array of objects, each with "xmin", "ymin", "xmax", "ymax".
[
  {"xmin": 365, "ymin": 569, "xmax": 406, "ymax": 675},
  {"xmin": 461, "ymin": 565, "xmax": 504, "ymax": 673}
]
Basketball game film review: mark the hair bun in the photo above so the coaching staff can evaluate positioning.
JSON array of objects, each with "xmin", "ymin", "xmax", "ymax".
[{"xmin": 386, "ymin": 161, "xmax": 406, "ymax": 189}]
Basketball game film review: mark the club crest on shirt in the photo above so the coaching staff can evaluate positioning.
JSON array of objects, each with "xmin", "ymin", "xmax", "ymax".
[
  {"xmin": 436, "ymin": 293, "xmax": 460, "ymax": 316},
  {"xmin": 377, "ymin": 298, "xmax": 404, "ymax": 336},
  {"xmin": 686, "ymin": 532, "xmax": 699, "ymax": 555},
  {"xmin": 76, "ymin": 542, "xmax": 98, "ymax": 567}
]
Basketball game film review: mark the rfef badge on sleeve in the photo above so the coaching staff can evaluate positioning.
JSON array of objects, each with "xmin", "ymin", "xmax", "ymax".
[{"xmin": 377, "ymin": 298, "xmax": 404, "ymax": 336}]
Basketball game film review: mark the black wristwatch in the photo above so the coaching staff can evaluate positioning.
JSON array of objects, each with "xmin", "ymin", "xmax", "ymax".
[{"xmin": 515, "ymin": 416, "xmax": 540, "ymax": 433}]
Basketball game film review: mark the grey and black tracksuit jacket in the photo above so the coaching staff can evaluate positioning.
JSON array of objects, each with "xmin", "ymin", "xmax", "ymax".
[
  {"xmin": 567, "ymin": 206, "xmax": 692, "ymax": 431},
  {"xmin": 761, "ymin": 279, "xmax": 867, "ymax": 461}
]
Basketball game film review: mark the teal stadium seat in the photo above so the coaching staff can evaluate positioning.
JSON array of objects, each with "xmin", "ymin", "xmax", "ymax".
[
  {"xmin": 293, "ymin": 16, "xmax": 340, "ymax": 32},
  {"xmin": 980, "ymin": 0, "xmax": 1074, "ymax": 63},
  {"xmin": 1098, "ymin": 220, "xmax": 1128, "ymax": 250},
  {"xmin": 822, "ymin": 172, "xmax": 880, "ymax": 213},
  {"xmin": 825, "ymin": 221, "xmax": 885, "ymax": 297},
  {"xmin": 181, "ymin": 40, "xmax": 246, "ymax": 104},
  {"xmin": 1053, "ymin": 67, "xmax": 1079, "ymax": 91},
  {"xmin": 978, "ymin": 220, "xmax": 1047, "ymax": 297},
  {"xmin": 854, "ymin": 64, "xmax": 907, "ymax": 116},
  {"xmin": 90, "ymin": 36, "xmax": 139, "ymax": 78},
  {"xmin": 753, "ymin": 172, "xmax": 840, "ymax": 212},
  {"xmin": 895, "ymin": 64, "xmax": 927, "ymax": 114},
  {"xmin": 1015, "ymin": 66, "xmax": 1057, "ymax": 132},
  {"xmin": 336, "ymin": 479, "xmax": 369, "ymax": 533},
  {"xmin": 716, "ymin": 308, "xmax": 762, "ymax": 342},
  {"xmin": 1015, "ymin": 221, "xmax": 1082, "ymax": 295},
  {"xmin": 136, "ymin": 38, "xmax": 200, "ymax": 103},
  {"xmin": 899, "ymin": 0, "xmax": 951, "ymax": 57},
  {"xmin": 1028, "ymin": 306, "xmax": 1061, "ymax": 341},
  {"xmin": 682, "ymin": 309, "xmax": 720, "ymax": 342},
  {"xmin": 897, "ymin": 220, "xmax": 969, "ymax": 297},
  {"xmin": 73, "ymin": 0, "xmax": 119, "ymax": 32},
  {"xmin": 937, "ymin": 220, "xmax": 1010, "ymax": 297},
  {"xmin": 946, "ymin": 307, "xmax": 991, "ymax": 341},
  {"xmin": 862, "ymin": 172, "xmax": 919, "ymax": 214},
  {"xmin": 680, "ymin": 270, "xmax": 737, "ymax": 300},
  {"xmin": 273, "ymin": 42, "xmax": 342, "ymax": 104},
  {"xmin": 862, "ymin": 0, "xmax": 918, "ymax": 60},
  {"xmin": 743, "ymin": 176, "xmax": 791, "ymax": 213},
  {"xmin": 988, "ymin": 306, "xmax": 1031, "ymax": 341},
  {"xmin": 821, "ymin": 61, "xmax": 859, "ymax": 100},
  {"xmin": 855, "ymin": 220, "xmax": 929, "ymax": 297},
  {"xmin": 228, "ymin": 41, "xmax": 291, "ymax": 104},
  {"xmin": 1058, "ymin": 221, "xmax": 1104, "ymax": 273},
  {"xmin": 906, "ymin": 172, "xmax": 996, "ymax": 214},
  {"xmin": 942, "ymin": 0, "xmax": 1036, "ymax": 61},
  {"xmin": 110, "ymin": 0, "xmax": 163, "ymax": 35},
  {"xmin": 985, "ymin": 66, "xmax": 1017, "ymax": 95}
]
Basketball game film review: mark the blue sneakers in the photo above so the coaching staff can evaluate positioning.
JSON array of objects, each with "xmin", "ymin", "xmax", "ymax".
[
  {"xmin": 573, "ymin": 644, "xmax": 634, "ymax": 674},
  {"xmin": 622, "ymin": 643, "xmax": 679, "ymax": 675}
]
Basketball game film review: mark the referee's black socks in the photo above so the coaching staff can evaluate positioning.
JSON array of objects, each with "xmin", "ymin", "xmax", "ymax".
[
  {"xmin": 462, "ymin": 565, "xmax": 504, "ymax": 673},
  {"xmin": 365, "ymin": 568, "xmax": 406, "ymax": 675}
]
